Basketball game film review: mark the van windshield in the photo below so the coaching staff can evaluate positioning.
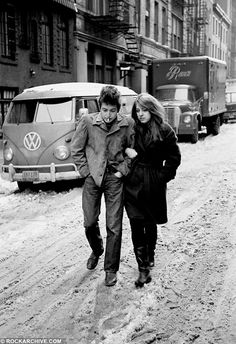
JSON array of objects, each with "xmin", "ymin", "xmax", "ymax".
[
  {"xmin": 6, "ymin": 101, "xmax": 37, "ymax": 123},
  {"xmin": 36, "ymin": 98, "xmax": 72, "ymax": 123},
  {"xmin": 6, "ymin": 98, "xmax": 73, "ymax": 124}
]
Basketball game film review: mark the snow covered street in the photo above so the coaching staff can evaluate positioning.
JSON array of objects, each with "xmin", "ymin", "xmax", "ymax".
[{"xmin": 1, "ymin": 123, "xmax": 236, "ymax": 343}]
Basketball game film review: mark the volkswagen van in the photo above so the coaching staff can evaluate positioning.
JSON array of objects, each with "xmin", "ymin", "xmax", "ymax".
[{"xmin": 1, "ymin": 82, "xmax": 137, "ymax": 190}]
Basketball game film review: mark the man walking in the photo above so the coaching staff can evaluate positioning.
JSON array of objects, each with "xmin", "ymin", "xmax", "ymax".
[{"xmin": 71, "ymin": 85, "xmax": 134, "ymax": 286}]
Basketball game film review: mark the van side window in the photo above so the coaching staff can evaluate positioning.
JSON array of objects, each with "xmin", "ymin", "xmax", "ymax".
[
  {"xmin": 86, "ymin": 99, "xmax": 99, "ymax": 113},
  {"xmin": 7, "ymin": 101, "xmax": 37, "ymax": 124},
  {"xmin": 119, "ymin": 96, "xmax": 136, "ymax": 116},
  {"xmin": 75, "ymin": 99, "xmax": 84, "ymax": 122}
]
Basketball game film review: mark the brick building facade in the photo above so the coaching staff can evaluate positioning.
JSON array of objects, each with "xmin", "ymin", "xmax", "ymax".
[
  {"xmin": 0, "ymin": 0, "xmax": 76, "ymax": 129},
  {"xmin": 0, "ymin": 0, "xmax": 233, "ymax": 132}
]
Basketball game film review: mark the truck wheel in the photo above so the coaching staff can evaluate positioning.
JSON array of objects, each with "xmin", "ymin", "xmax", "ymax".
[
  {"xmin": 17, "ymin": 181, "xmax": 32, "ymax": 191},
  {"xmin": 191, "ymin": 128, "xmax": 199, "ymax": 144},
  {"xmin": 206, "ymin": 125, "xmax": 211, "ymax": 135},
  {"xmin": 206, "ymin": 115, "xmax": 220, "ymax": 135},
  {"xmin": 211, "ymin": 115, "xmax": 220, "ymax": 135}
]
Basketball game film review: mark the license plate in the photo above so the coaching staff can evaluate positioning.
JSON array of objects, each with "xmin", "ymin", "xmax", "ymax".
[{"xmin": 22, "ymin": 170, "xmax": 39, "ymax": 181}]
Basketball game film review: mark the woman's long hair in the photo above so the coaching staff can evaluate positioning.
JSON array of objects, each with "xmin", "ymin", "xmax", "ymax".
[{"xmin": 131, "ymin": 93, "xmax": 165, "ymax": 142}]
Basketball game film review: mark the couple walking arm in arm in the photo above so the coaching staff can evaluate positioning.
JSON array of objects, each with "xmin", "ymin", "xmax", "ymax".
[{"xmin": 71, "ymin": 87, "xmax": 181, "ymax": 287}]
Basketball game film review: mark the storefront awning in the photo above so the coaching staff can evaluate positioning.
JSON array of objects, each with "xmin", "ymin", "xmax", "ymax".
[{"xmin": 52, "ymin": 0, "xmax": 76, "ymax": 11}]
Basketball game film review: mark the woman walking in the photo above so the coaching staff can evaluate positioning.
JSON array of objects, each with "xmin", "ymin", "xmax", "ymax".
[{"xmin": 125, "ymin": 93, "xmax": 181, "ymax": 287}]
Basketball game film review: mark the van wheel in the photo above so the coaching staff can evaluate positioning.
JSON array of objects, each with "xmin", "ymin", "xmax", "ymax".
[
  {"xmin": 191, "ymin": 128, "xmax": 199, "ymax": 144},
  {"xmin": 17, "ymin": 181, "xmax": 32, "ymax": 191}
]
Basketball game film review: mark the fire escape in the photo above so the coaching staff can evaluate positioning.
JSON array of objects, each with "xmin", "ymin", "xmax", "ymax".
[
  {"xmin": 86, "ymin": 0, "xmax": 139, "ymax": 63},
  {"xmin": 185, "ymin": 0, "xmax": 208, "ymax": 56}
]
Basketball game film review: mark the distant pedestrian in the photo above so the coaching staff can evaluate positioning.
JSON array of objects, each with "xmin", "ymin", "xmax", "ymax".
[
  {"xmin": 125, "ymin": 93, "xmax": 181, "ymax": 287},
  {"xmin": 71, "ymin": 85, "xmax": 134, "ymax": 287}
]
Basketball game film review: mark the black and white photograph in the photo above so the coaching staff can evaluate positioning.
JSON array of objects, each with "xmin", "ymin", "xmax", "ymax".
[{"xmin": 0, "ymin": 0, "xmax": 236, "ymax": 343}]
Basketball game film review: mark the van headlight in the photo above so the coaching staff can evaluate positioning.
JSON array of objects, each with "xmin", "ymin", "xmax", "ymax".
[
  {"xmin": 183, "ymin": 115, "xmax": 191, "ymax": 123},
  {"xmin": 54, "ymin": 146, "xmax": 70, "ymax": 160},
  {"xmin": 4, "ymin": 147, "xmax": 13, "ymax": 161}
]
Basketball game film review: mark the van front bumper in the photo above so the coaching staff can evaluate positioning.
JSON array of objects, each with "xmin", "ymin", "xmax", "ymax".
[{"xmin": 1, "ymin": 162, "xmax": 81, "ymax": 183}]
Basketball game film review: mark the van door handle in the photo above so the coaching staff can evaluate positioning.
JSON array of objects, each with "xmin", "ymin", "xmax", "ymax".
[{"xmin": 65, "ymin": 137, "xmax": 71, "ymax": 142}]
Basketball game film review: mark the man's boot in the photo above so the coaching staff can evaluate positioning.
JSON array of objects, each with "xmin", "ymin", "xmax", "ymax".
[
  {"xmin": 85, "ymin": 223, "xmax": 104, "ymax": 269},
  {"xmin": 87, "ymin": 252, "xmax": 100, "ymax": 270}
]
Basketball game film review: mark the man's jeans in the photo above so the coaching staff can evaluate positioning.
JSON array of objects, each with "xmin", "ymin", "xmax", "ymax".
[{"xmin": 82, "ymin": 173, "xmax": 124, "ymax": 272}]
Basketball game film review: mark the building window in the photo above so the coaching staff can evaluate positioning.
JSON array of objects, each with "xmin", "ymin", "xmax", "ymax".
[
  {"xmin": 212, "ymin": 43, "xmax": 214, "ymax": 58},
  {"xmin": 87, "ymin": 47, "xmax": 95, "ymax": 81},
  {"xmin": 41, "ymin": 13, "xmax": 53, "ymax": 65},
  {"xmin": 145, "ymin": 0, "xmax": 150, "ymax": 37},
  {"xmin": 87, "ymin": 45, "xmax": 115, "ymax": 84},
  {"xmin": 172, "ymin": 16, "xmax": 182, "ymax": 51},
  {"xmin": 96, "ymin": 65, "xmax": 103, "ymax": 83},
  {"xmin": 19, "ymin": 12, "xmax": 29, "ymax": 48},
  {"xmin": 162, "ymin": 7, "xmax": 167, "ymax": 45},
  {"xmin": 154, "ymin": 1, "xmax": 159, "ymax": 42},
  {"xmin": 0, "ymin": 5, "xmax": 16, "ymax": 59},
  {"xmin": 58, "ymin": 16, "xmax": 69, "ymax": 68},
  {"xmin": 104, "ymin": 52, "xmax": 114, "ymax": 84},
  {"xmin": 86, "ymin": 0, "xmax": 94, "ymax": 12},
  {"xmin": 30, "ymin": 20, "xmax": 39, "ymax": 62},
  {"xmin": 0, "ymin": 88, "xmax": 17, "ymax": 131},
  {"xmin": 96, "ymin": 0, "xmax": 109, "ymax": 15}
]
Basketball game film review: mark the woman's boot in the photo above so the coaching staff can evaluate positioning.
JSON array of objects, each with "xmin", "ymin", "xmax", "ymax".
[
  {"xmin": 148, "ymin": 251, "xmax": 155, "ymax": 268},
  {"xmin": 135, "ymin": 269, "xmax": 152, "ymax": 288},
  {"xmin": 148, "ymin": 241, "xmax": 156, "ymax": 267},
  {"xmin": 146, "ymin": 223, "xmax": 157, "ymax": 268},
  {"xmin": 130, "ymin": 219, "xmax": 152, "ymax": 287},
  {"xmin": 134, "ymin": 246, "xmax": 152, "ymax": 288}
]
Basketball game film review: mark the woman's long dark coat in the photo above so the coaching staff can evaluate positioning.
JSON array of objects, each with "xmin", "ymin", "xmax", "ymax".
[{"xmin": 125, "ymin": 122, "xmax": 181, "ymax": 224}]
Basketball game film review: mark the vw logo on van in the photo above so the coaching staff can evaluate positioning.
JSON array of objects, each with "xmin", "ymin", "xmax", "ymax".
[{"xmin": 24, "ymin": 132, "xmax": 41, "ymax": 151}]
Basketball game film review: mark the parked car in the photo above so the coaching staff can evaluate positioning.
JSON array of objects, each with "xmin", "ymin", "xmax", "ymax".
[
  {"xmin": 1, "ymin": 82, "xmax": 137, "ymax": 190},
  {"xmin": 223, "ymin": 79, "xmax": 236, "ymax": 123}
]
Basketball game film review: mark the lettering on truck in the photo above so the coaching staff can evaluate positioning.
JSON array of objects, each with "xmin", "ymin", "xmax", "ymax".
[{"xmin": 166, "ymin": 65, "xmax": 192, "ymax": 81}]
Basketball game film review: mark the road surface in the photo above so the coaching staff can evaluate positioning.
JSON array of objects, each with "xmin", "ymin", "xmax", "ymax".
[{"xmin": 0, "ymin": 123, "xmax": 236, "ymax": 343}]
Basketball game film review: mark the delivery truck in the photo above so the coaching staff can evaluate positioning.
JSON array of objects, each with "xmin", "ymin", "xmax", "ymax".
[{"xmin": 149, "ymin": 56, "xmax": 227, "ymax": 143}]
